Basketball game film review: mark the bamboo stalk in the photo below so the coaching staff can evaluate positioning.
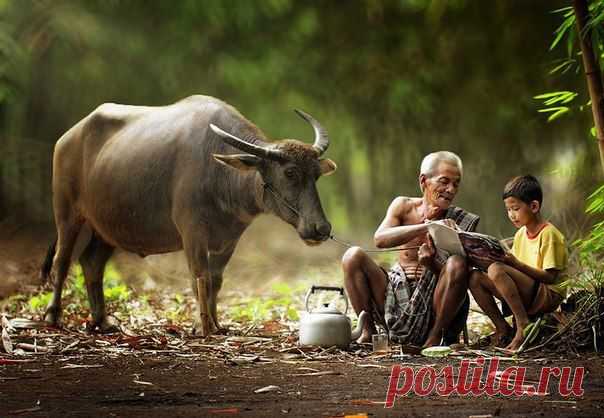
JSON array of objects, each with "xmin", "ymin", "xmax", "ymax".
[{"xmin": 573, "ymin": 0, "xmax": 604, "ymax": 173}]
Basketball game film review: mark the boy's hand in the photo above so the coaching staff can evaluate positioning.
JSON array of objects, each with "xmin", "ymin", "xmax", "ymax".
[{"xmin": 503, "ymin": 251, "xmax": 518, "ymax": 268}]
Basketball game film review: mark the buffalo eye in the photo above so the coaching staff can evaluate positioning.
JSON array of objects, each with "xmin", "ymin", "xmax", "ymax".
[{"xmin": 285, "ymin": 167, "xmax": 299, "ymax": 180}]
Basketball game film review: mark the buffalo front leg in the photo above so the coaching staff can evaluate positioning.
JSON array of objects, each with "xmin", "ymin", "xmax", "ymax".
[
  {"xmin": 181, "ymin": 226, "xmax": 216, "ymax": 337},
  {"xmin": 195, "ymin": 274, "xmax": 215, "ymax": 337},
  {"xmin": 187, "ymin": 264, "xmax": 215, "ymax": 337},
  {"xmin": 207, "ymin": 243, "xmax": 238, "ymax": 332}
]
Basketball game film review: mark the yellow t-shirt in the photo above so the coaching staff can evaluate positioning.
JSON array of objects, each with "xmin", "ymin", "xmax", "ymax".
[{"xmin": 512, "ymin": 223, "xmax": 568, "ymax": 296}]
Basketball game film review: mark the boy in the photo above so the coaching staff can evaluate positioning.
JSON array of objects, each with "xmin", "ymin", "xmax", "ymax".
[{"xmin": 469, "ymin": 175, "xmax": 568, "ymax": 351}]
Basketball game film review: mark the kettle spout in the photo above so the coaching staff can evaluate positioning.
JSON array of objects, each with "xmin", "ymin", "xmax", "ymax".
[{"xmin": 350, "ymin": 311, "xmax": 369, "ymax": 341}]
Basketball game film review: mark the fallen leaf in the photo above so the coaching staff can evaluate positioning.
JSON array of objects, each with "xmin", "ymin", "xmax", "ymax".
[
  {"xmin": 208, "ymin": 408, "xmax": 240, "ymax": 414},
  {"xmin": 0, "ymin": 358, "xmax": 35, "ymax": 364},
  {"xmin": 296, "ymin": 367, "xmax": 320, "ymax": 372},
  {"xmin": 1, "ymin": 314, "xmax": 14, "ymax": 332},
  {"xmin": 133, "ymin": 380, "xmax": 154, "ymax": 386},
  {"xmin": 254, "ymin": 385, "xmax": 281, "ymax": 394},
  {"xmin": 61, "ymin": 341, "xmax": 80, "ymax": 352},
  {"xmin": 60, "ymin": 364, "xmax": 104, "ymax": 369},
  {"xmin": 230, "ymin": 355, "xmax": 260, "ymax": 365},
  {"xmin": 356, "ymin": 364, "xmax": 387, "ymax": 369},
  {"xmin": 8, "ymin": 406, "xmax": 42, "ymax": 415},
  {"xmin": 350, "ymin": 399, "xmax": 386, "ymax": 406},
  {"xmin": 2, "ymin": 328, "xmax": 13, "ymax": 354},
  {"xmin": 17, "ymin": 343, "xmax": 49, "ymax": 353},
  {"xmin": 8, "ymin": 318, "xmax": 46, "ymax": 330},
  {"xmin": 292, "ymin": 371, "xmax": 341, "ymax": 377}
]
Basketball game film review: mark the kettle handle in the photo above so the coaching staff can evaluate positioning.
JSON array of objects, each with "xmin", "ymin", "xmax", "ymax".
[{"xmin": 304, "ymin": 286, "xmax": 348, "ymax": 314}]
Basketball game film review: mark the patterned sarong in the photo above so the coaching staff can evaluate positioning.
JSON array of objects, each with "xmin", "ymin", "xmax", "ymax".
[{"xmin": 380, "ymin": 206, "xmax": 480, "ymax": 346}]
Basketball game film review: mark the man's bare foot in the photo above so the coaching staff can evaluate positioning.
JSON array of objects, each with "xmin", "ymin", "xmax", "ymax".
[
  {"xmin": 422, "ymin": 335, "xmax": 442, "ymax": 348},
  {"xmin": 356, "ymin": 330, "xmax": 372, "ymax": 344}
]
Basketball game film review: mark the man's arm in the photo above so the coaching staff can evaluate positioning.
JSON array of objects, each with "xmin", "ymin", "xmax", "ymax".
[{"xmin": 373, "ymin": 197, "xmax": 428, "ymax": 248}]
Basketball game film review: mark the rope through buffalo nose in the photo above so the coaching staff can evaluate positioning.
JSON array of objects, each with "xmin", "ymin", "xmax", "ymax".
[{"xmin": 262, "ymin": 182, "xmax": 420, "ymax": 253}]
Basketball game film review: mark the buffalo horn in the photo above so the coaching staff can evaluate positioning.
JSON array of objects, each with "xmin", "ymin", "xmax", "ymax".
[
  {"xmin": 294, "ymin": 109, "xmax": 329, "ymax": 156},
  {"xmin": 210, "ymin": 124, "xmax": 284, "ymax": 161}
]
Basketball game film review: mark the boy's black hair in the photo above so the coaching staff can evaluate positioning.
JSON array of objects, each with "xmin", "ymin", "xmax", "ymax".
[{"xmin": 502, "ymin": 175, "xmax": 543, "ymax": 205}]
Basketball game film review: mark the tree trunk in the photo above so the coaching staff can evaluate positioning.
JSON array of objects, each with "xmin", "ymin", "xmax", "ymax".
[{"xmin": 573, "ymin": 0, "xmax": 604, "ymax": 173}]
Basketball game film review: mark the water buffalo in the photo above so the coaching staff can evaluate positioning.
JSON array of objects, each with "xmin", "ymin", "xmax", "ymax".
[{"xmin": 40, "ymin": 95, "xmax": 337, "ymax": 336}]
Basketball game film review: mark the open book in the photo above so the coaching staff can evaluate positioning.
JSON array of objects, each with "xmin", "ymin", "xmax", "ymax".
[
  {"xmin": 426, "ymin": 221, "xmax": 466, "ymax": 256},
  {"xmin": 426, "ymin": 221, "xmax": 506, "ymax": 268}
]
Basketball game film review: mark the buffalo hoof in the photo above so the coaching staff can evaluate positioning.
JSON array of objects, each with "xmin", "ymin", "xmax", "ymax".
[
  {"xmin": 212, "ymin": 317, "xmax": 228, "ymax": 335},
  {"xmin": 211, "ymin": 325, "xmax": 228, "ymax": 335},
  {"xmin": 192, "ymin": 317, "xmax": 218, "ymax": 338},
  {"xmin": 44, "ymin": 306, "xmax": 61, "ymax": 327},
  {"xmin": 86, "ymin": 317, "xmax": 121, "ymax": 334}
]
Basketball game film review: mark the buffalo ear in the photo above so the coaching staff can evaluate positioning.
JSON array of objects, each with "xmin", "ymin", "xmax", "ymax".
[
  {"xmin": 213, "ymin": 154, "xmax": 262, "ymax": 171},
  {"xmin": 319, "ymin": 158, "xmax": 337, "ymax": 176}
]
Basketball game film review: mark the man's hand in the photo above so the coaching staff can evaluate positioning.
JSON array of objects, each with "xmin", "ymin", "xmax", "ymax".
[
  {"xmin": 418, "ymin": 233, "xmax": 436, "ymax": 269},
  {"xmin": 441, "ymin": 219, "xmax": 459, "ymax": 230}
]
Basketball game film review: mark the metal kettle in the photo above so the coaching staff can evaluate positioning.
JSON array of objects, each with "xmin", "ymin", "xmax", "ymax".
[{"xmin": 298, "ymin": 285, "xmax": 368, "ymax": 349}]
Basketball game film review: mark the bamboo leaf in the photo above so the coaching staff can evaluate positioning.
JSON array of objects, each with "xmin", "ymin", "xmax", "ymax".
[
  {"xmin": 533, "ymin": 91, "xmax": 572, "ymax": 99},
  {"xmin": 549, "ymin": 59, "xmax": 575, "ymax": 75},
  {"xmin": 537, "ymin": 106, "xmax": 570, "ymax": 122},
  {"xmin": 550, "ymin": 6, "xmax": 573, "ymax": 14},
  {"xmin": 537, "ymin": 106, "xmax": 568, "ymax": 113}
]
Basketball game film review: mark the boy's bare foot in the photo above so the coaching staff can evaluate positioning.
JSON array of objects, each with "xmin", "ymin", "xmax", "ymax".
[
  {"xmin": 505, "ymin": 322, "xmax": 528, "ymax": 351},
  {"xmin": 492, "ymin": 325, "xmax": 514, "ymax": 347},
  {"xmin": 505, "ymin": 334, "xmax": 524, "ymax": 351}
]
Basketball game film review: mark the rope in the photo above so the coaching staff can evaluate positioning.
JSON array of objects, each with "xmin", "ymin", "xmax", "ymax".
[
  {"xmin": 328, "ymin": 235, "xmax": 421, "ymax": 253},
  {"xmin": 263, "ymin": 182, "xmax": 431, "ymax": 318},
  {"xmin": 262, "ymin": 182, "xmax": 420, "ymax": 253}
]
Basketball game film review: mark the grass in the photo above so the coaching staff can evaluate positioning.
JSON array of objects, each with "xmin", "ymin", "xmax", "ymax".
[{"xmin": 27, "ymin": 262, "xmax": 131, "ymax": 314}]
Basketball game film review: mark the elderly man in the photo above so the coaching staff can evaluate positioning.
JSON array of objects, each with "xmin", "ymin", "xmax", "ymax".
[{"xmin": 342, "ymin": 151, "xmax": 479, "ymax": 347}]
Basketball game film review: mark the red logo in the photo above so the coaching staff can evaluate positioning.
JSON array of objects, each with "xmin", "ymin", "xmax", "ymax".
[{"xmin": 385, "ymin": 358, "xmax": 585, "ymax": 408}]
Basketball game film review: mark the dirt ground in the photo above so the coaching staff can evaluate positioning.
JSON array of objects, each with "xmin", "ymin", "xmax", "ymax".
[
  {"xmin": 1, "ymin": 223, "xmax": 603, "ymax": 417},
  {"xmin": 1, "ymin": 351, "xmax": 603, "ymax": 417}
]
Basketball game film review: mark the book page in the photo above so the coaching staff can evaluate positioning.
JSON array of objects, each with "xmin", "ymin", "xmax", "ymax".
[{"xmin": 426, "ymin": 221, "xmax": 466, "ymax": 256}]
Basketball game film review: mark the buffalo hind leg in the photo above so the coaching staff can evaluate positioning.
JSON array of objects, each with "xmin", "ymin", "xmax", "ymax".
[
  {"xmin": 79, "ymin": 234, "xmax": 117, "ymax": 333},
  {"xmin": 45, "ymin": 217, "xmax": 83, "ymax": 326}
]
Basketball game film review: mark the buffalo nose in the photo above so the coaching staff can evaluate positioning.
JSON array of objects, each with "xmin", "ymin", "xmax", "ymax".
[{"xmin": 316, "ymin": 222, "xmax": 331, "ymax": 239}]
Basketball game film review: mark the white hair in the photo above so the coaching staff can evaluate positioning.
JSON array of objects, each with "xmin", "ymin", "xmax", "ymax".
[{"xmin": 420, "ymin": 151, "xmax": 463, "ymax": 177}]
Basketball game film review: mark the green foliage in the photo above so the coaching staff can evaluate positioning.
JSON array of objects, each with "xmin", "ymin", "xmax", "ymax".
[
  {"xmin": 537, "ymin": 2, "xmax": 604, "ymax": 123},
  {"xmin": 26, "ymin": 262, "xmax": 132, "ymax": 313},
  {"xmin": 2, "ymin": 0, "xmax": 599, "ymax": 236},
  {"xmin": 227, "ymin": 282, "xmax": 304, "ymax": 323},
  {"xmin": 550, "ymin": 6, "xmax": 576, "ymax": 53},
  {"xmin": 538, "ymin": 2, "xmax": 604, "ymax": 277},
  {"xmin": 28, "ymin": 291, "xmax": 52, "ymax": 311},
  {"xmin": 575, "ymin": 184, "xmax": 604, "ymax": 260}
]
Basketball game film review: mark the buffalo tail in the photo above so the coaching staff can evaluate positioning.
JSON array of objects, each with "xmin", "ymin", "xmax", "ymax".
[{"xmin": 40, "ymin": 238, "xmax": 57, "ymax": 283}]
